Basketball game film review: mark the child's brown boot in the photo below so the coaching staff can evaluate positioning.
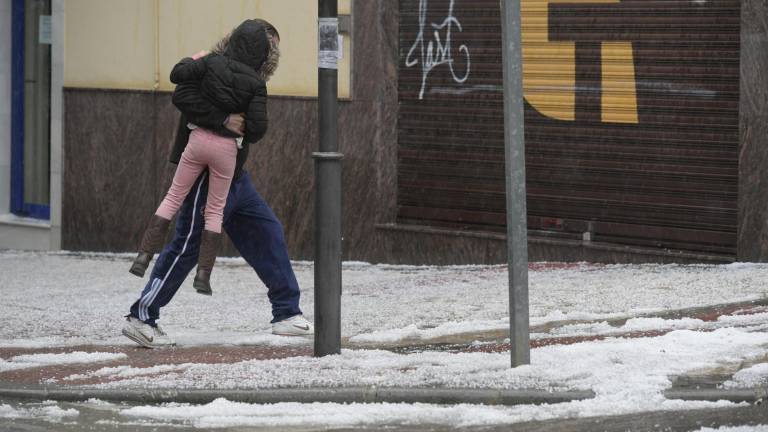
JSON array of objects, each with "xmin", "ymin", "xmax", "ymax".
[
  {"xmin": 129, "ymin": 215, "xmax": 171, "ymax": 277},
  {"xmin": 193, "ymin": 230, "xmax": 221, "ymax": 296}
]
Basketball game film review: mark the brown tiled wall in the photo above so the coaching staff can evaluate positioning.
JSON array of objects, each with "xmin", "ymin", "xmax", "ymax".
[
  {"xmin": 62, "ymin": 90, "xmax": 174, "ymax": 253},
  {"xmin": 737, "ymin": 0, "xmax": 768, "ymax": 261}
]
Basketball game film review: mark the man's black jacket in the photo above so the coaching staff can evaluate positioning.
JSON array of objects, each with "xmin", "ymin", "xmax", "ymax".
[{"xmin": 171, "ymin": 54, "xmax": 268, "ymax": 144}]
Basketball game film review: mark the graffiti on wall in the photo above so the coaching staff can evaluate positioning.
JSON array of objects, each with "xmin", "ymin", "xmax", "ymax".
[{"xmin": 405, "ymin": 0, "xmax": 471, "ymax": 100}]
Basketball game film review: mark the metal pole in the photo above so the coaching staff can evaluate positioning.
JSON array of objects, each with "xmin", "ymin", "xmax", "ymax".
[
  {"xmin": 313, "ymin": 0, "xmax": 342, "ymax": 356},
  {"xmin": 501, "ymin": 0, "xmax": 530, "ymax": 367}
]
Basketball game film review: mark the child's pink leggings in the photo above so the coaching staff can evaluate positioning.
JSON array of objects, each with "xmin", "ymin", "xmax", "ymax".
[{"xmin": 155, "ymin": 128, "xmax": 237, "ymax": 233}]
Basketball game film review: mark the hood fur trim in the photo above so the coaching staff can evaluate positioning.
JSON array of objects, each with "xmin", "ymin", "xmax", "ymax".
[{"xmin": 256, "ymin": 34, "xmax": 280, "ymax": 82}]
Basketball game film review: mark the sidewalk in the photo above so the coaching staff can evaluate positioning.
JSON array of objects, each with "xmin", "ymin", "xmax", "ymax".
[
  {"xmin": 1, "ymin": 298, "xmax": 767, "ymax": 405},
  {"xmin": 0, "ymin": 344, "xmax": 311, "ymax": 388},
  {"xmin": 2, "ymin": 251, "xmax": 768, "ymax": 429}
]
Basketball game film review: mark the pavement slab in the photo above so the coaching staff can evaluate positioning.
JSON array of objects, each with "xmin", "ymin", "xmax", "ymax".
[{"xmin": 0, "ymin": 345, "xmax": 311, "ymax": 387}]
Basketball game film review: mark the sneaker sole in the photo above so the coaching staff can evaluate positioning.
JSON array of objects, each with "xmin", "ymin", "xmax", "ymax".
[
  {"xmin": 272, "ymin": 329, "xmax": 313, "ymax": 337},
  {"xmin": 121, "ymin": 327, "xmax": 176, "ymax": 349},
  {"xmin": 121, "ymin": 327, "xmax": 155, "ymax": 349}
]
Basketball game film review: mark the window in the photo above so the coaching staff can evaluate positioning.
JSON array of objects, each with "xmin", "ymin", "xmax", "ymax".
[{"xmin": 11, "ymin": 0, "xmax": 51, "ymax": 219}]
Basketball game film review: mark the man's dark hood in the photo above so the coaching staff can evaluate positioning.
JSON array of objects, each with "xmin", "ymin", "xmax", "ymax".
[{"xmin": 224, "ymin": 19, "xmax": 270, "ymax": 71}]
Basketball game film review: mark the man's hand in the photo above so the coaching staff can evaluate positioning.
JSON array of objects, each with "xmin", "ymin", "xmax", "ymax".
[{"xmin": 224, "ymin": 113, "xmax": 246, "ymax": 136}]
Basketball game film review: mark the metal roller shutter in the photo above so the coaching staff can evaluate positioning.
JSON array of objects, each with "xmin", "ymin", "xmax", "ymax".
[{"xmin": 397, "ymin": 0, "xmax": 740, "ymax": 255}]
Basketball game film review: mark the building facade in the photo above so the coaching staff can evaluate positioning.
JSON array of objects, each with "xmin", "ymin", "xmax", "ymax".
[{"xmin": 1, "ymin": 0, "xmax": 767, "ymax": 264}]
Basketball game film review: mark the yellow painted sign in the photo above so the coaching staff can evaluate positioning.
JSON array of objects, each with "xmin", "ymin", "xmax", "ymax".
[{"xmin": 522, "ymin": 0, "xmax": 638, "ymax": 123}]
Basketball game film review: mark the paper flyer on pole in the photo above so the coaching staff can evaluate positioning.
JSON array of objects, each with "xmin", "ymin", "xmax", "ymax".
[{"xmin": 318, "ymin": 17, "xmax": 339, "ymax": 69}]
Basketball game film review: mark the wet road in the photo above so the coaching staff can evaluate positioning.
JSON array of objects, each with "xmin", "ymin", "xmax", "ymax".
[{"xmin": 1, "ymin": 398, "xmax": 766, "ymax": 432}]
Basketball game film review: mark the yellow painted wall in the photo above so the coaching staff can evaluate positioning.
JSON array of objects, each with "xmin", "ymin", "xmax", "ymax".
[
  {"xmin": 65, "ymin": 0, "xmax": 351, "ymax": 97},
  {"xmin": 64, "ymin": 0, "xmax": 156, "ymax": 90}
]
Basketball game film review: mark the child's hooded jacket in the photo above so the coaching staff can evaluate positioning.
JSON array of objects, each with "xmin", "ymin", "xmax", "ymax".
[
  {"xmin": 170, "ymin": 19, "xmax": 269, "ymax": 145},
  {"xmin": 168, "ymin": 19, "xmax": 274, "ymax": 176}
]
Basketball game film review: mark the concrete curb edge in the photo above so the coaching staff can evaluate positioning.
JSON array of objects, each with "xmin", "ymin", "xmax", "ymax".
[
  {"xmin": 4, "ymin": 387, "xmax": 766, "ymax": 405},
  {"xmin": 0, "ymin": 387, "xmax": 595, "ymax": 406},
  {"xmin": 665, "ymin": 388, "xmax": 768, "ymax": 403}
]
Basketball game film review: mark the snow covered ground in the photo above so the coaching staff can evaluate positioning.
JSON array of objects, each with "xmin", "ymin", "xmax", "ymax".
[
  {"xmin": 2, "ymin": 397, "xmax": 767, "ymax": 431},
  {"xmin": 0, "ymin": 400, "xmax": 78, "ymax": 422},
  {"xmin": 2, "ymin": 251, "xmax": 768, "ymax": 430},
  {"xmin": 45, "ymin": 327, "xmax": 766, "ymax": 428},
  {"xmin": 2, "ymin": 251, "xmax": 767, "ymax": 347},
  {"xmin": 75, "ymin": 327, "xmax": 768, "ymax": 392},
  {"xmin": 698, "ymin": 427, "xmax": 768, "ymax": 432}
]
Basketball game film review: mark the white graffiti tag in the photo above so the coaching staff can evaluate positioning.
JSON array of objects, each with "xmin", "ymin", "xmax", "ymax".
[{"xmin": 405, "ymin": 0, "xmax": 471, "ymax": 100}]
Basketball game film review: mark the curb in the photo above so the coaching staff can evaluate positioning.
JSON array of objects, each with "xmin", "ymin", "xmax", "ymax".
[
  {"xmin": 0, "ymin": 387, "xmax": 595, "ymax": 406},
  {"xmin": 665, "ymin": 388, "xmax": 768, "ymax": 403}
]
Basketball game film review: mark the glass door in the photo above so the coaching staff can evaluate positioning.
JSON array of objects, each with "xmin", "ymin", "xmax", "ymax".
[{"xmin": 11, "ymin": 0, "xmax": 51, "ymax": 219}]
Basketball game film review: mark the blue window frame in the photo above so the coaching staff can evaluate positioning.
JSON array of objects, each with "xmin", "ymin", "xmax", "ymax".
[{"xmin": 11, "ymin": 0, "xmax": 51, "ymax": 220}]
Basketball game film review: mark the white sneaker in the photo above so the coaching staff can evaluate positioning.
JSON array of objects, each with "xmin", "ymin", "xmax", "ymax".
[
  {"xmin": 121, "ymin": 316, "xmax": 176, "ymax": 348},
  {"xmin": 272, "ymin": 314, "xmax": 313, "ymax": 336}
]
